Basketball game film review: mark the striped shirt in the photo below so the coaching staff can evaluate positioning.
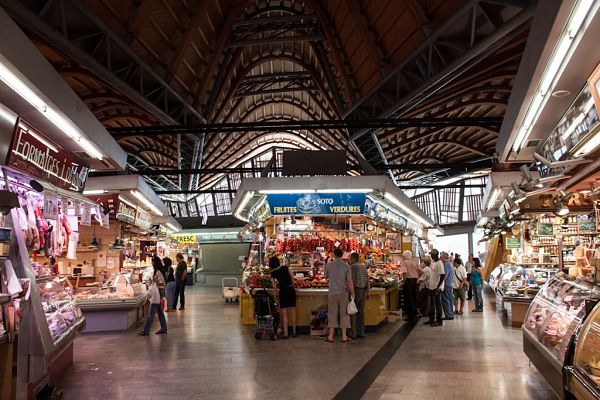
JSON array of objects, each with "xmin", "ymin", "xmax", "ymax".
[{"xmin": 351, "ymin": 263, "xmax": 369, "ymax": 289}]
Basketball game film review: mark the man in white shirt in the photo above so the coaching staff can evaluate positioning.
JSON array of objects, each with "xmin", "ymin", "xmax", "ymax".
[
  {"xmin": 424, "ymin": 249, "xmax": 445, "ymax": 327},
  {"xmin": 465, "ymin": 254, "xmax": 474, "ymax": 300}
]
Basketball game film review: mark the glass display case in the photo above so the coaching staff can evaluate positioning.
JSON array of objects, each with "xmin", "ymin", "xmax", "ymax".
[
  {"xmin": 489, "ymin": 263, "xmax": 557, "ymax": 298},
  {"xmin": 565, "ymin": 302, "xmax": 600, "ymax": 399},
  {"xmin": 37, "ymin": 276, "xmax": 84, "ymax": 345},
  {"xmin": 523, "ymin": 273, "xmax": 600, "ymax": 399}
]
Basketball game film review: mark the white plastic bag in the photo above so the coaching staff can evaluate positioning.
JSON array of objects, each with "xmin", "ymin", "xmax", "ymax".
[
  {"xmin": 148, "ymin": 283, "xmax": 160, "ymax": 304},
  {"xmin": 347, "ymin": 297, "xmax": 358, "ymax": 315}
]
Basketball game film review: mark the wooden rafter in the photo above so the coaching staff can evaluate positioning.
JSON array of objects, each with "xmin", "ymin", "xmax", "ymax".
[{"xmin": 344, "ymin": 0, "xmax": 387, "ymax": 75}]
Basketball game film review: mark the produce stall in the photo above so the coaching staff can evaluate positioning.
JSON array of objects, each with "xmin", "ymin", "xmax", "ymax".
[{"xmin": 232, "ymin": 176, "xmax": 436, "ymax": 333}]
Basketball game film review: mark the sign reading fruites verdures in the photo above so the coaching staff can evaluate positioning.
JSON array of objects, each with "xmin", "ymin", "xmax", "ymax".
[{"xmin": 7, "ymin": 118, "xmax": 90, "ymax": 192}]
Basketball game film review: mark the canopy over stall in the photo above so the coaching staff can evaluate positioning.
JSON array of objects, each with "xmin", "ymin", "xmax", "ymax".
[{"xmin": 231, "ymin": 176, "xmax": 440, "ymax": 236}]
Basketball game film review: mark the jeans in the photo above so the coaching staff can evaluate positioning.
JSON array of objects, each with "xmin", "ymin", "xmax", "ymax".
[
  {"xmin": 173, "ymin": 281, "xmax": 186, "ymax": 309},
  {"xmin": 350, "ymin": 288, "xmax": 366, "ymax": 337},
  {"xmin": 473, "ymin": 284, "xmax": 483, "ymax": 310},
  {"xmin": 143, "ymin": 303, "xmax": 167, "ymax": 333},
  {"xmin": 404, "ymin": 278, "xmax": 418, "ymax": 322},
  {"xmin": 466, "ymin": 273, "xmax": 473, "ymax": 299},
  {"xmin": 428, "ymin": 289, "xmax": 443, "ymax": 324},
  {"xmin": 442, "ymin": 286, "xmax": 454, "ymax": 318},
  {"xmin": 165, "ymin": 281, "xmax": 176, "ymax": 309}
]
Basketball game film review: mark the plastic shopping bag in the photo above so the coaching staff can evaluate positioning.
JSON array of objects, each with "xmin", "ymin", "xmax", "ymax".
[{"xmin": 347, "ymin": 298, "xmax": 358, "ymax": 315}]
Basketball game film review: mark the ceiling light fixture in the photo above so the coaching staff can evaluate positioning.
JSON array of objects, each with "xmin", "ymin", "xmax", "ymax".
[
  {"xmin": 0, "ymin": 58, "xmax": 104, "ymax": 160},
  {"xmin": 130, "ymin": 190, "xmax": 164, "ymax": 216},
  {"xmin": 512, "ymin": 0, "xmax": 598, "ymax": 153},
  {"xmin": 520, "ymin": 165, "xmax": 542, "ymax": 189},
  {"xmin": 510, "ymin": 182, "xmax": 527, "ymax": 203},
  {"xmin": 556, "ymin": 201, "xmax": 570, "ymax": 216}
]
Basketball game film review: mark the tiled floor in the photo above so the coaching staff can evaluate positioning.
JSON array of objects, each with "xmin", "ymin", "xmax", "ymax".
[{"xmin": 59, "ymin": 287, "xmax": 555, "ymax": 400}]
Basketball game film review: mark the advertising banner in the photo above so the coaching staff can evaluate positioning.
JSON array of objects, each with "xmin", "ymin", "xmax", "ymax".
[{"xmin": 266, "ymin": 193, "xmax": 366, "ymax": 215}]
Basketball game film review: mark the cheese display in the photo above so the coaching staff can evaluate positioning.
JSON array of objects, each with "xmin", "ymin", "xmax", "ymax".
[{"xmin": 37, "ymin": 277, "xmax": 83, "ymax": 342}]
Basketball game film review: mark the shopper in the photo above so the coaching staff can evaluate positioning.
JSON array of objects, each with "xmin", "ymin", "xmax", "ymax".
[
  {"xmin": 417, "ymin": 256, "xmax": 431, "ymax": 317},
  {"xmin": 471, "ymin": 257, "xmax": 484, "ymax": 312},
  {"xmin": 401, "ymin": 250, "xmax": 422, "ymax": 324},
  {"xmin": 425, "ymin": 249, "xmax": 445, "ymax": 327},
  {"xmin": 269, "ymin": 256, "xmax": 297, "ymax": 338},
  {"xmin": 349, "ymin": 252, "xmax": 369, "ymax": 339},
  {"xmin": 465, "ymin": 254, "xmax": 474, "ymax": 300},
  {"xmin": 152, "ymin": 256, "xmax": 166, "ymax": 298},
  {"xmin": 163, "ymin": 257, "xmax": 176, "ymax": 312},
  {"xmin": 49, "ymin": 256, "xmax": 58, "ymax": 276},
  {"xmin": 453, "ymin": 257, "xmax": 467, "ymax": 315},
  {"xmin": 138, "ymin": 280, "xmax": 167, "ymax": 335},
  {"xmin": 440, "ymin": 252, "xmax": 454, "ymax": 320},
  {"xmin": 173, "ymin": 253, "xmax": 187, "ymax": 310},
  {"xmin": 325, "ymin": 248, "xmax": 355, "ymax": 342}
]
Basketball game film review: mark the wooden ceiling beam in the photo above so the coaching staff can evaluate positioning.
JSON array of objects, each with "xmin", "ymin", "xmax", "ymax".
[
  {"xmin": 344, "ymin": 0, "xmax": 387, "ymax": 76},
  {"xmin": 169, "ymin": 0, "xmax": 212, "ymax": 79}
]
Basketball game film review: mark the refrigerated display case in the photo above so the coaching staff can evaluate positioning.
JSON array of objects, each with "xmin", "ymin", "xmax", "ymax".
[
  {"xmin": 523, "ymin": 273, "xmax": 600, "ymax": 399},
  {"xmin": 37, "ymin": 277, "xmax": 84, "ymax": 345},
  {"xmin": 565, "ymin": 302, "xmax": 600, "ymax": 399}
]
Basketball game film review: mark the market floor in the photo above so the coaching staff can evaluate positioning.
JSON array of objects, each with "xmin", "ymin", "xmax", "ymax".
[{"xmin": 58, "ymin": 287, "xmax": 554, "ymax": 400}]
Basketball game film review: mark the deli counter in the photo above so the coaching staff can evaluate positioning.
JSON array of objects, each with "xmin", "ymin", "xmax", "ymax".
[
  {"xmin": 522, "ymin": 273, "xmax": 600, "ymax": 399},
  {"xmin": 489, "ymin": 263, "xmax": 558, "ymax": 327}
]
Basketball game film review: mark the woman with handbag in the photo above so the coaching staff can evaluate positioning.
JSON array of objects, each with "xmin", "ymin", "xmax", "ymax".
[
  {"xmin": 138, "ymin": 280, "xmax": 168, "ymax": 335},
  {"xmin": 452, "ymin": 257, "xmax": 468, "ymax": 315}
]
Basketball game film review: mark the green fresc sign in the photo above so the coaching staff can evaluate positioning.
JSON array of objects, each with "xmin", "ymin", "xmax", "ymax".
[{"xmin": 506, "ymin": 237, "xmax": 521, "ymax": 249}]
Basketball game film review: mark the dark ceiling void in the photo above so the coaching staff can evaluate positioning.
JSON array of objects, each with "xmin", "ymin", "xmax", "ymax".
[{"xmin": 2, "ymin": 0, "xmax": 536, "ymax": 197}]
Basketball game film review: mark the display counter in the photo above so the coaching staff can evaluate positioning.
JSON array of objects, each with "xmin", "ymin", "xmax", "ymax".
[
  {"xmin": 74, "ymin": 280, "xmax": 148, "ymax": 332},
  {"xmin": 240, "ymin": 287, "xmax": 391, "ymax": 333},
  {"xmin": 565, "ymin": 301, "xmax": 600, "ymax": 399},
  {"xmin": 490, "ymin": 263, "xmax": 558, "ymax": 327},
  {"xmin": 522, "ymin": 273, "xmax": 600, "ymax": 399}
]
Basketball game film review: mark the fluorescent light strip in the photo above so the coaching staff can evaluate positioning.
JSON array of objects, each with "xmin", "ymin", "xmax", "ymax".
[
  {"xmin": 166, "ymin": 222, "xmax": 180, "ymax": 232},
  {"xmin": 24, "ymin": 126, "xmax": 59, "ymax": 153},
  {"xmin": 118, "ymin": 195, "xmax": 138, "ymax": 210},
  {"xmin": 83, "ymin": 189, "xmax": 107, "ymax": 195},
  {"xmin": 259, "ymin": 189, "xmax": 316, "ymax": 194},
  {"xmin": 575, "ymin": 128, "xmax": 600, "ymax": 156},
  {"xmin": 512, "ymin": 0, "xmax": 597, "ymax": 152},
  {"xmin": 384, "ymin": 192, "xmax": 430, "ymax": 226},
  {"xmin": 316, "ymin": 189, "xmax": 373, "ymax": 193},
  {"xmin": 486, "ymin": 188, "xmax": 501, "ymax": 210},
  {"xmin": 0, "ymin": 59, "xmax": 104, "ymax": 160},
  {"xmin": 130, "ymin": 190, "xmax": 164, "ymax": 216}
]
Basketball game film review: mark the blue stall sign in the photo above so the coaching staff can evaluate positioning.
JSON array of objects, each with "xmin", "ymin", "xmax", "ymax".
[{"xmin": 266, "ymin": 193, "xmax": 366, "ymax": 215}]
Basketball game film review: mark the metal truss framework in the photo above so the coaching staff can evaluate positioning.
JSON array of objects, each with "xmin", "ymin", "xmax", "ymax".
[
  {"xmin": 411, "ymin": 177, "xmax": 488, "ymax": 225},
  {"xmin": 108, "ymin": 117, "xmax": 502, "ymax": 137},
  {"xmin": 235, "ymin": 72, "xmax": 317, "ymax": 97},
  {"xmin": 344, "ymin": 0, "xmax": 534, "ymax": 133},
  {"xmin": 1, "ymin": 0, "xmax": 207, "ymax": 196},
  {"xmin": 346, "ymin": 0, "xmax": 535, "ymax": 180}
]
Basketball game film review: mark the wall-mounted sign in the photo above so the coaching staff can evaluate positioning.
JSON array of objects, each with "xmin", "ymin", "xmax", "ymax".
[
  {"xmin": 506, "ymin": 237, "xmax": 521, "ymax": 249},
  {"xmin": 577, "ymin": 214, "xmax": 596, "ymax": 233},
  {"xmin": 7, "ymin": 119, "xmax": 90, "ymax": 192},
  {"xmin": 364, "ymin": 197, "xmax": 408, "ymax": 228},
  {"xmin": 117, "ymin": 199, "xmax": 137, "ymax": 225},
  {"xmin": 135, "ymin": 209, "xmax": 152, "ymax": 229},
  {"xmin": 266, "ymin": 193, "xmax": 366, "ymax": 215},
  {"xmin": 173, "ymin": 234, "xmax": 197, "ymax": 244}
]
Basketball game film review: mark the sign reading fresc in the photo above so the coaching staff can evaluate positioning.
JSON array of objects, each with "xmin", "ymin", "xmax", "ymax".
[
  {"xmin": 7, "ymin": 119, "xmax": 90, "ymax": 192},
  {"xmin": 266, "ymin": 193, "xmax": 366, "ymax": 215}
]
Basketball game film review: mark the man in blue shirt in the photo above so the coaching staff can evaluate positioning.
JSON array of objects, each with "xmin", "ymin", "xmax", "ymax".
[{"xmin": 440, "ymin": 252, "xmax": 454, "ymax": 320}]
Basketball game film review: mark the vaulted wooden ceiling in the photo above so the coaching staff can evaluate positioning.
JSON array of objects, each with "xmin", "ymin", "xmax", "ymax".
[{"xmin": 4, "ymin": 0, "xmax": 535, "ymax": 194}]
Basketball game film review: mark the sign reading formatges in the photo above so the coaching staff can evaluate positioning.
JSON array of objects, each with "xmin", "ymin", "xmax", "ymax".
[
  {"xmin": 266, "ymin": 193, "xmax": 366, "ymax": 215},
  {"xmin": 7, "ymin": 119, "xmax": 90, "ymax": 192},
  {"xmin": 173, "ymin": 234, "xmax": 197, "ymax": 244}
]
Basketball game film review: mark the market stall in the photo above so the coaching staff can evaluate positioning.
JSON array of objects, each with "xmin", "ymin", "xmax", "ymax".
[
  {"xmin": 522, "ymin": 273, "xmax": 600, "ymax": 399},
  {"xmin": 231, "ymin": 176, "xmax": 436, "ymax": 333},
  {"xmin": 0, "ymin": 118, "xmax": 91, "ymax": 399}
]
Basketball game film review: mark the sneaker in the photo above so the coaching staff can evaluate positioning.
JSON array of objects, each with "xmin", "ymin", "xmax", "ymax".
[
  {"xmin": 179, "ymin": 307, "xmax": 185, "ymax": 310},
  {"xmin": 155, "ymin": 330, "xmax": 167, "ymax": 335},
  {"xmin": 423, "ymin": 321, "xmax": 433, "ymax": 325},
  {"xmin": 443, "ymin": 317, "xmax": 454, "ymax": 320},
  {"xmin": 472, "ymin": 309, "xmax": 479, "ymax": 312},
  {"xmin": 137, "ymin": 331, "xmax": 148, "ymax": 336},
  {"xmin": 430, "ymin": 323, "xmax": 443, "ymax": 327}
]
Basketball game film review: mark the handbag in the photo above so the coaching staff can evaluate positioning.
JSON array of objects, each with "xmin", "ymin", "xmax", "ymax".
[{"xmin": 347, "ymin": 297, "xmax": 358, "ymax": 315}]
